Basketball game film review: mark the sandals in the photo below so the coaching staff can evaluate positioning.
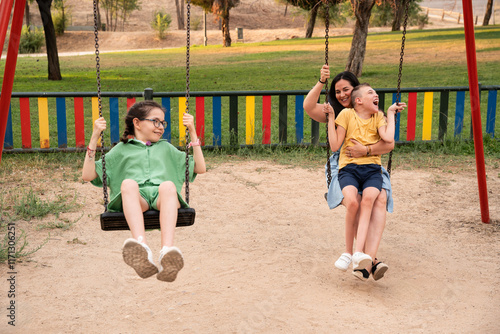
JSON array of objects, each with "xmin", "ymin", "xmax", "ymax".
[{"xmin": 371, "ymin": 260, "xmax": 389, "ymax": 281}]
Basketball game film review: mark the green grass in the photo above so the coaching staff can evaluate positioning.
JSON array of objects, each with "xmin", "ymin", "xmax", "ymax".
[
  {"xmin": 3, "ymin": 26, "xmax": 499, "ymax": 150},
  {"xmin": 5, "ymin": 26, "xmax": 500, "ymax": 92}
]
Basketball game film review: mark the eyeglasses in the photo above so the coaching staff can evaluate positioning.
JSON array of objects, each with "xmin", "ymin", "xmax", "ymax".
[{"xmin": 140, "ymin": 118, "xmax": 167, "ymax": 128}]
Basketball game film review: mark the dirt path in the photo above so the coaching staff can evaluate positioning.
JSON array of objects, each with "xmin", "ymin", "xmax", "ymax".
[{"xmin": 1, "ymin": 160, "xmax": 499, "ymax": 333}]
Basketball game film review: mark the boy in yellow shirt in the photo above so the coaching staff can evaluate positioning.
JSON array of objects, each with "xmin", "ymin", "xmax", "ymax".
[{"xmin": 325, "ymin": 83, "xmax": 406, "ymax": 280}]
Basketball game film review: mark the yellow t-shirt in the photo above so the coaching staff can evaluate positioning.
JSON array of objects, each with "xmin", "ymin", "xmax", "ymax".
[{"xmin": 335, "ymin": 108, "xmax": 387, "ymax": 169}]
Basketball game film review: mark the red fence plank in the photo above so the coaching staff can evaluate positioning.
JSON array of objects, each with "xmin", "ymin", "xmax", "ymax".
[
  {"xmin": 19, "ymin": 97, "xmax": 32, "ymax": 149},
  {"xmin": 262, "ymin": 95, "xmax": 271, "ymax": 144},
  {"xmin": 407, "ymin": 92, "xmax": 417, "ymax": 141},
  {"xmin": 196, "ymin": 96, "xmax": 205, "ymax": 146},
  {"xmin": 74, "ymin": 97, "xmax": 86, "ymax": 148}
]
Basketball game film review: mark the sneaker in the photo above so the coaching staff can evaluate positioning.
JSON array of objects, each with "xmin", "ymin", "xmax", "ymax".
[
  {"xmin": 352, "ymin": 268, "xmax": 370, "ymax": 281},
  {"xmin": 122, "ymin": 237, "xmax": 158, "ymax": 279},
  {"xmin": 334, "ymin": 253, "xmax": 352, "ymax": 271},
  {"xmin": 157, "ymin": 246, "xmax": 184, "ymax": 282},
  {"xmin": 371, "ymin": 261, "xmax": 389, "ymax": 281},
  {"xmin": 352, "ymin": 252, "xmax": 372, "ymax": 271}
]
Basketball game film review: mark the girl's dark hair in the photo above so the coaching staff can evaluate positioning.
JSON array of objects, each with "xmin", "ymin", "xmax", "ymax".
[
  {"xmin": 328, "ymin": 71, "xmax": 360, "ymax": 117},
  {"xmin": 120, "ymin": 100, "xmax": 166, "ymax": 143}
]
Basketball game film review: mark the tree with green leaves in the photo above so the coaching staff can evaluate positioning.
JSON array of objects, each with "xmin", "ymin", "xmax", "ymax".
[
  {"xmin": 191, "ymin": 0, "xmax": 240, "ymax": 47},
  {"xmin": 101, "ymin": 0, "xmax": 140, "ymax": 32},
  {"xmin": 151, "ymin": 10, "xmax": 172, "ymax": 39},
  {"xmin": 284, "ymin": 0, "xmax": 343, "ymax": 38}
]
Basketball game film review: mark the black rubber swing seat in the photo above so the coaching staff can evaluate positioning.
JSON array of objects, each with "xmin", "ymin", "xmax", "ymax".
[{"xmin": 100, "ymin": 208, "xmax": 195, "ymax": 231}]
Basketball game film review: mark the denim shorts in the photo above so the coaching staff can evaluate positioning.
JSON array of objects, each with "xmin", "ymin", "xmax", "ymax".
[{"xmin": 338, "ymin": 164, "xmax": 383, "ymax": 192}]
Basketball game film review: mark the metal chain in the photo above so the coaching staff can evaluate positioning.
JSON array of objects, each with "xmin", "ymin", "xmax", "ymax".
[
  {"xmin": 184, "ymin": 0, "xmax": 191, "ymax": 205},
  {"xmin": 387, "ymin": 0, "xmax": 409, "ymax": 176},
  {"xmin": 323, "ymin": 0, "xmax": 332, "ymax": 189},
  {"xmin": 93, "ymin": 0, "xmax": 109, "ymax": 209}
]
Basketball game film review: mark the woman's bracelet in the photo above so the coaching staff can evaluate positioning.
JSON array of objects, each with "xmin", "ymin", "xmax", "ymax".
[
  {"xmin": 318, "ymin": 78, "xmax": 326, "ymax": 84},
  {"xmin": 188, "ymin": 138, "xmax": 201, "ymax": 148},
  {"xmin": 87, "ymin": 146, "xmax": 96, "ymax": 160}
]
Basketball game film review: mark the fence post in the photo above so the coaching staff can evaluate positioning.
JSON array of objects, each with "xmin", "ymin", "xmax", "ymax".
[
  {"xmin": 229, "ymin": 95, "xmax": 238, "ymax": 146},
  {"xmin": 438, "ymin": 90, "xmax": 449, "ymax": 141},
  {"xmin": 144, "ymin": 88, "xmax": 153, "ymax": 100},
  {"xmin": 311, "ymin": 120, "xmax": 319, "ymax": 145},
  {"xmin": 279, "ymin": 94, "xmax": 287, "ymax": 144}
]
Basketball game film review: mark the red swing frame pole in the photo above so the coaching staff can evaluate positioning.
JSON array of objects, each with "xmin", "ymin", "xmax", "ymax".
[
  {"xmin": 462, "ymin": 0, "xmax": 490, "ymax": 223},
  {"xmin": 0, "ymin": 0, "xmax": 15, "ymax": 57},
  {"xmin": 0, "ymin": 0, "xmax": 26, "ymax": 164}
]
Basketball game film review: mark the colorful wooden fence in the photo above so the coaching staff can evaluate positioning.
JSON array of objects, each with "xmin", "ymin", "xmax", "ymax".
[{"xmin": 2, "ymin": 86, "xmax": 499, "ymax": 152}]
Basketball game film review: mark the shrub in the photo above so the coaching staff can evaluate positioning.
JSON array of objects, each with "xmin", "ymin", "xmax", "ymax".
[
  {"xmin": 19, "ymin": 25, "xmax": 45, "ymax": 54},
  {"xmin": 151, "ymin": 10, "xmax": 172, "ymax": 40},
  {"xmin": 53, "ymin": 11, "xmax": 70, "ymax": 36}
]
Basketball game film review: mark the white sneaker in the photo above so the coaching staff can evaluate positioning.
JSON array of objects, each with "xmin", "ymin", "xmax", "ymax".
[
  {"xmin": 352, "ymin": 252, "xmax": 372, "ymax": 271},
  {"xmin": 334, "ymin": 253, "xmax": 352, "ymax": 271},
  {"xmin": 122, "ymin": 237, "xmax": 158, "ymax": 279},
  {"xmin": 157, "ymin": 246, "xmax": 184, "ymax": 282}
]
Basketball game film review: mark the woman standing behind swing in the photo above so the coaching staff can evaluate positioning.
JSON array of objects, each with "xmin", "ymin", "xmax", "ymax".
[
  {"xmin": 303, "ymin": 65, "xmax": 392, "ymax": 281},
  {"xmin": 82, "ymin": 100, "xmax": 206, "ymax": 282}
]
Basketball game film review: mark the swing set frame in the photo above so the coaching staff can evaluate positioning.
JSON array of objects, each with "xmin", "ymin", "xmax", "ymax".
[{"xmin": 0, "ymin": 0, "xmax": 490, "ymax": 223}]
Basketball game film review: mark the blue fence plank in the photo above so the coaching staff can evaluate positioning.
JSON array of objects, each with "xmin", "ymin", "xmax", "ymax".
[
  {"xmin": 295, "ymin": 95, "xmax": 304, "ymax": 144},
  {"xmin": 4, "ymin": 105, "xmax": 13, "ymax": 149},
  {"xmin": 486, "ymin": 90, "xmax": 497, "ymax": 137},
  {"xmin": 56, "ymin": 97, "xmax": 67, "ymax": 148},
  {"xmin": 109, "ymin": 97, "xmax": 120, "ymax": 145},
  {"xmin": 161, "ymin": 97, "xmax": 171, "ymax": 141},
  {"xmin": 213, "ymin": 96, "xmax": 222, "ymax": 146},
  {"xmin": 454, "ymin": 91, "xmax": 465, "ymax": 137}
]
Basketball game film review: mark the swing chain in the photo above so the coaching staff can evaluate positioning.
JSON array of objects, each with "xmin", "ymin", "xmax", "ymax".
[
  {"xmin": 387, "ymin": 0, "xmax": 410, "ymax": 176},
  {"xmin": 184, "ymin": 0, "xmax": 191, "ymax": 204},
  {"xmin": 93, "ymin": 0, "xmax": 109, "ymax": 209},
  {"xmin": 323, "ymin": 1, "xmax": 332, "ymax": 189},
  {"xmin": 395, "ymin": 0, "xmax": 409, "ymax": 104}
]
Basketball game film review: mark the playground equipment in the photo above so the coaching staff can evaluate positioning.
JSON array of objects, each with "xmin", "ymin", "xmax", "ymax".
[
  {"xmin": 0, "ymin": 0, "xmax": 490, "ymax": 223},
  {"xmin": 90, "ymin": 0, "xmax": 196, "ymax": 231}
]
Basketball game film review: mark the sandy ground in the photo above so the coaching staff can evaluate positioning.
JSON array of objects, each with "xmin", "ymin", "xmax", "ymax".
[{"xmin": 1, "ymin": 159, "xmax": 499, "ymax": 333}]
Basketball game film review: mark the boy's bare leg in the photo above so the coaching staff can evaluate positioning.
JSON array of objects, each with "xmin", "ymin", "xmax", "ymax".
[
  {"xmin": 354, "ymin": 187, "xmax": 380, "ymax": 253},
  {"xmin": 364, "ymin": 190, "xmax": 387, "ymax": 261}
]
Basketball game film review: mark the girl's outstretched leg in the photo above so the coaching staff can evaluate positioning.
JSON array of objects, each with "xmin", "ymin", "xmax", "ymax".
[
  {"xmin": 121, "ymin": 179, "xmax": 149, "ymax": 242},
  {"xmin": 121, "ymin": 179, "xmax": 158, "ymax": 278},
  {"xmin": 156, "ymin": 181, "xmax": 184, "ymax": 282}
]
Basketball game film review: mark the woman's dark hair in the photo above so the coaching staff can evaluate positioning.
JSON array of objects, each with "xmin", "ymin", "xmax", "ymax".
[
  {"xmin": 328, "ymin": 71, "xmax": 360, "ymax": 117},
  {"xmin": 120, "ymin": 100, "xmax": 166, "ymax": 143}
]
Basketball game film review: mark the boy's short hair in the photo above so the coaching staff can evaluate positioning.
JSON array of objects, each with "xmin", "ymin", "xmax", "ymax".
[{"xmin": 351, "ymin": 83, "xmax": 372, "ymax": 106}]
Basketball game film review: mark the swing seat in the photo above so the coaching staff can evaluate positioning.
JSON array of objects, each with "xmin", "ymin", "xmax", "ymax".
[{"xmin": 100, "ymin": 208, "xmax": 195, "ymax": 231}]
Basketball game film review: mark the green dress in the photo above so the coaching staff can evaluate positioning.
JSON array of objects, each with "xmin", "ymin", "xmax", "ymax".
[{"xmin": 91, "ymin": 139, "xmax": 196, "ymax": 212}]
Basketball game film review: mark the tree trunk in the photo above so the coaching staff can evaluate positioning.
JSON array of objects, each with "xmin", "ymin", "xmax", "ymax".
[
  {"xmin": 345, "ymin": 0, "xmax": 375, "ymax": 77},
  {"xmin": 391, "ymin": 0, "xmax": 404, "ymax": 31},
  {"xmin": 221, "ymin": 10, "xmax": 231, "ymax": 47},
  {"xmin": 483, "ymin": 0, "xmax": 493, "ymax": 26},
  {"xmin": 96, "ymin": 0, "xmax": 102, "ymax": 31},
  {"xmin": 305, "ymin": 4, "xmax": 318, "ymax": 38},
  {"xmin": 25, "ymin": 2, "xmax": 31, "ymax": 28},
  {"xmin": 36, "ymin": 0, "xmax": 62, "ymax": 80},
  {"xmin": 175, "ymin": 0, "xmax": 185, "ymax": 30}
]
